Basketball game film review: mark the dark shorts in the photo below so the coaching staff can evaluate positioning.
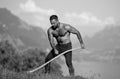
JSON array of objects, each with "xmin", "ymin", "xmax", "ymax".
[{"xmin": 56, "ymin": 42, "xmax": 72, "ymax": 54}]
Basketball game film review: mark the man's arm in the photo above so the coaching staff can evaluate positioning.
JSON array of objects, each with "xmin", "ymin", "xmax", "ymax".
[
  {"xmin": 47, "ymin": 29, "xmax": 56, "ymax": 49},
  {"xmin": 65, "ymin": 25, "xmax": 85, "ymax": 49}
]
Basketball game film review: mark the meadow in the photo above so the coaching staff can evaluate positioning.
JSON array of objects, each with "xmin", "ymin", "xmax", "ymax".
[{"xmin": 0, "ymin": 40, "xmax": 89, "ymax": 79}]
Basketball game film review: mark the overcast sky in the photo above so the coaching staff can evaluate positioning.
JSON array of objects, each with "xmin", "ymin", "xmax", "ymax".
[{"xmin": 0, "ymin": 0, "xmax": 120, "ymax": 37}]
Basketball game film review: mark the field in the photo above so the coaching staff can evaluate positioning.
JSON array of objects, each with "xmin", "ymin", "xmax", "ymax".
[{"xmin": 0, "ymin": 40, "xmax": 89, "ymax": 79}]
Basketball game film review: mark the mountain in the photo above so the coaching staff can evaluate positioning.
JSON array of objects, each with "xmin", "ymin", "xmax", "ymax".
[
  {"xmin": 85, "ymin": 24, "xmax": 120, "ymax": 51},
  {"xmin": 72, "ymin": 24, "xmax": 120, "ymax": 63},
  {"xmin": 0, "ymin": 8, "xmax": 50, "ymax": 50},
  {"xmin": 83, "ymin": 24, "xmax": 120, "ymax": 63}
]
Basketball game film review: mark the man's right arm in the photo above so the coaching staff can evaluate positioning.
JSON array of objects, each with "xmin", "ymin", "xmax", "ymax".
[
  {"xmin": 47, "ymin": 29, "xmax": 59, "ymax": 54},
  {"xmin": 47, "ymin": 29, "xmax": 56, "ymax": 49}
]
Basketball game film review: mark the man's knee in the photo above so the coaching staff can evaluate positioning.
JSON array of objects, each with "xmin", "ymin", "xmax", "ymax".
[
  {"xmin": 66, "ymin": 61, "xmax": 74, "ymax": 71},
  {"xmin": 66, "ymin": 60, "xmax": 73, "ymax": 67},
  {"xmin": 68, "ymin": 63, "xmax": 74, "ymax": 70}
]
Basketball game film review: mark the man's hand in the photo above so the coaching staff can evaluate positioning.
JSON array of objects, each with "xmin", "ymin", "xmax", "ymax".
[
  {"xmin": 81, "ymin": 43, "xmax": 85, "ymax": 49},
  {"xmin": 54, "ymin": 49, "xmax": 59, "ymax": 55}
]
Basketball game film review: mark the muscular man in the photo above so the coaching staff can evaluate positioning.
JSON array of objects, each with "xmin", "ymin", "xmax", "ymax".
[{"xmin": 45, "ymin": 15, "xmax": 85, "ymax": 76}]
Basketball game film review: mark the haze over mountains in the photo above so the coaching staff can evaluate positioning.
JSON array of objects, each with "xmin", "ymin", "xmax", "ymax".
[
  {"xmin": 0, "ymin": 8, "xmax": 120, "ymax": 62},
  {"xmin": 78, "ymin": 24, "xmax": 120, "ymax": 63},
  {"xmin": 72, "ymin": 17, "xmax": 120, "ymax": 63},
  {"xmin": 85, "ymin": 24, "xmax": 120, "ymax": 50},
  {"xmin": 0, "ymin": 8, "xmax": 50, "ymax": 50}
]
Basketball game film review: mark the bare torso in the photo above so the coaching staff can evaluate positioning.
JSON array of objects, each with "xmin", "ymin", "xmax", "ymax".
[{"xmin": 51, "ymin": 23, "xmax": 71, "ymax": 44}]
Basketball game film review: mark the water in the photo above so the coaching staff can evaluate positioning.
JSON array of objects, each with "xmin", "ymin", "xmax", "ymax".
[{"xmin": 61, "ymin": 61, "xmax": 120, "ymax": 79}]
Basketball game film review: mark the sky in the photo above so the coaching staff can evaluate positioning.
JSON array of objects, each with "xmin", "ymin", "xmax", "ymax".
[{"xmin": 0, "ymin": 0, "xmax": 120, "ymax": 37}]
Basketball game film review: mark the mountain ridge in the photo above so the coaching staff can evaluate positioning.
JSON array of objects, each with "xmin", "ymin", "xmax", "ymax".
[{"xmin": 0, "ymin": 8, "xmax": 50, "ymax": 50}]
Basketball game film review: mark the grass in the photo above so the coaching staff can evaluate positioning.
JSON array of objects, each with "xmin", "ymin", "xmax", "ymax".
[
  {"xmin": 0, "ymin": 40, "xmax": 90, "ymax": 79},
  {"xmin": 0, "ymin": 66, "xmax": 89, "ymax": 79}
]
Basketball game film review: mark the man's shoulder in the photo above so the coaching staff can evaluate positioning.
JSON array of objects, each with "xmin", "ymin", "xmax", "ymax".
[
  {"xmin": 47, "ymin": 27, "xmax": 53, "ymax": 33},
  {"xmin": 60, "ymin": 23, "xmax": 71, "ymax": 29},
  {"xmin": 60, "ymin": 23, "xmax": 72, "ymax": 30}
]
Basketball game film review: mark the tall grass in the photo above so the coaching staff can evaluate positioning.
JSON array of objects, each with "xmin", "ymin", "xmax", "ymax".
[{"xmin": 0, "ymin": 40, "xmax": 88, "ymax": 79}]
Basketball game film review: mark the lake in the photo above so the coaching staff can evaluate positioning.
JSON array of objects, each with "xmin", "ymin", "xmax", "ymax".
[{"xmin": 61, "ymin": 61, "xmax": 120, "ymax": 79}]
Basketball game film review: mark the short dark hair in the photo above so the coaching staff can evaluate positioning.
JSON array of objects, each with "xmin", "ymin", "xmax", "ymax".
[{"xmin": 49, "ymin": 15, "xmax": 58, "ymax": 21}]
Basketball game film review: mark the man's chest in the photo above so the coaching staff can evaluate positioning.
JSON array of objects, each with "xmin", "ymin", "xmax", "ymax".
[{"xmin": 52, "ymin": 28, "xmax": 68, "ymax": 37}]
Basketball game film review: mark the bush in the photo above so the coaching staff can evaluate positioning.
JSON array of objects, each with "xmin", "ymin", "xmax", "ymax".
[
  {"xmin": 18, "ymin": 48, "xmax": 46, "ymax": 72},
  {"xmin": 0, "ymin": 40, "xmax": 62, "ymax": 74},
  {"xmin": 0, "ymin": 40, "xmax": 19, "ymax": 71}
]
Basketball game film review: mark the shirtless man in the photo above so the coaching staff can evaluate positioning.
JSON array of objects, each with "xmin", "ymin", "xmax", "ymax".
[{"xmin": 45, "ymin": 15, "xmax": 85, "ymax": 76}]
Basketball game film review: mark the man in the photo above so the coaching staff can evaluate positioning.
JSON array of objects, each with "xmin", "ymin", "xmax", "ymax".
[{"xmin": 45, "ymin": 15, "xmax": 85, "ymax": 76}]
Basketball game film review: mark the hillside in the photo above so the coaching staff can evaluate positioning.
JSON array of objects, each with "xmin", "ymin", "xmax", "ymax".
[
  {"xmin": 85, "ymin": 24, "xmax": 120, "ymax": 51},
  {"xmin": 0, "ymin": 8, "xmax": 50, "ymax": 50}
]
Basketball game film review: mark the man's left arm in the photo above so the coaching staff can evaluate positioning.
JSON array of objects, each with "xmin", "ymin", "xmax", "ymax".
[{"xmin": 65, "ymin": 25, "xmax": 85, "ymax": 49}]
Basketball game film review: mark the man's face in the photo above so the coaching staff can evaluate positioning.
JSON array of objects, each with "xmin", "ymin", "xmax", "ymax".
[{"xmin": 50, "ymin": 19, "xmax": 59, "ymax": 28}]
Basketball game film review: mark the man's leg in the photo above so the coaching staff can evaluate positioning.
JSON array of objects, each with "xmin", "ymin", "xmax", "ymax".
[
  {"xmin": 64, "ymin": 51, "xmax": 75, "ymax": 76},
  {"xmin": 45, "ymin": 49, "xmax": 56, "ymax": 74}
]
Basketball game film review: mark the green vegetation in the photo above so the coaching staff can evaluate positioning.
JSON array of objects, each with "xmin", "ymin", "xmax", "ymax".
[{"xmin": 0, "ymin": 40, "xmax": 88, "ymax": 79}]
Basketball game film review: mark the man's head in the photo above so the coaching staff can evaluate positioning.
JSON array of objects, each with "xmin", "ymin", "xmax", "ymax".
[{"xmin": 49, "ymin": 15, "xmax": 59, "ymax": 28}]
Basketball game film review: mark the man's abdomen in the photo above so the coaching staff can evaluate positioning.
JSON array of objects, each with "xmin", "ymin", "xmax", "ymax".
[{"xmin": 57, "ymin": 35, "xmax": 71, "ymax": 44}]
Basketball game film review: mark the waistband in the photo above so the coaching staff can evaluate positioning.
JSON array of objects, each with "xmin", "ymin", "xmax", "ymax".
[{"xmin": 58, "ymin": 42, "xmax": 71, "ymax": 46}]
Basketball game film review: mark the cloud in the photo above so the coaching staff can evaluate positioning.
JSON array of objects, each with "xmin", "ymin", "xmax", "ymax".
[
  {"xmin": 64, "ymin": 12, "xmax": 116, "ymax": 26},
  {"xmin": 104, "ymin": 17, "xmax": 116, "ymax": 25},
  {"xmin": 19, "ymin": 0, "xmax": 58, "ymax": 31},
  {"xmin": 19, "ymin": 1, "xmax": 116, "ymax": 37},
  {"xmin": 62, "ymin": 12, "xmax": 116, "ymax": 37},
  {"xmin": 64, "ymin": 12, "xmax": 102, "ymax": 25},
  {"xmin": 20, "ymin": 0, "xmax": 57, "ymax": 15}
]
